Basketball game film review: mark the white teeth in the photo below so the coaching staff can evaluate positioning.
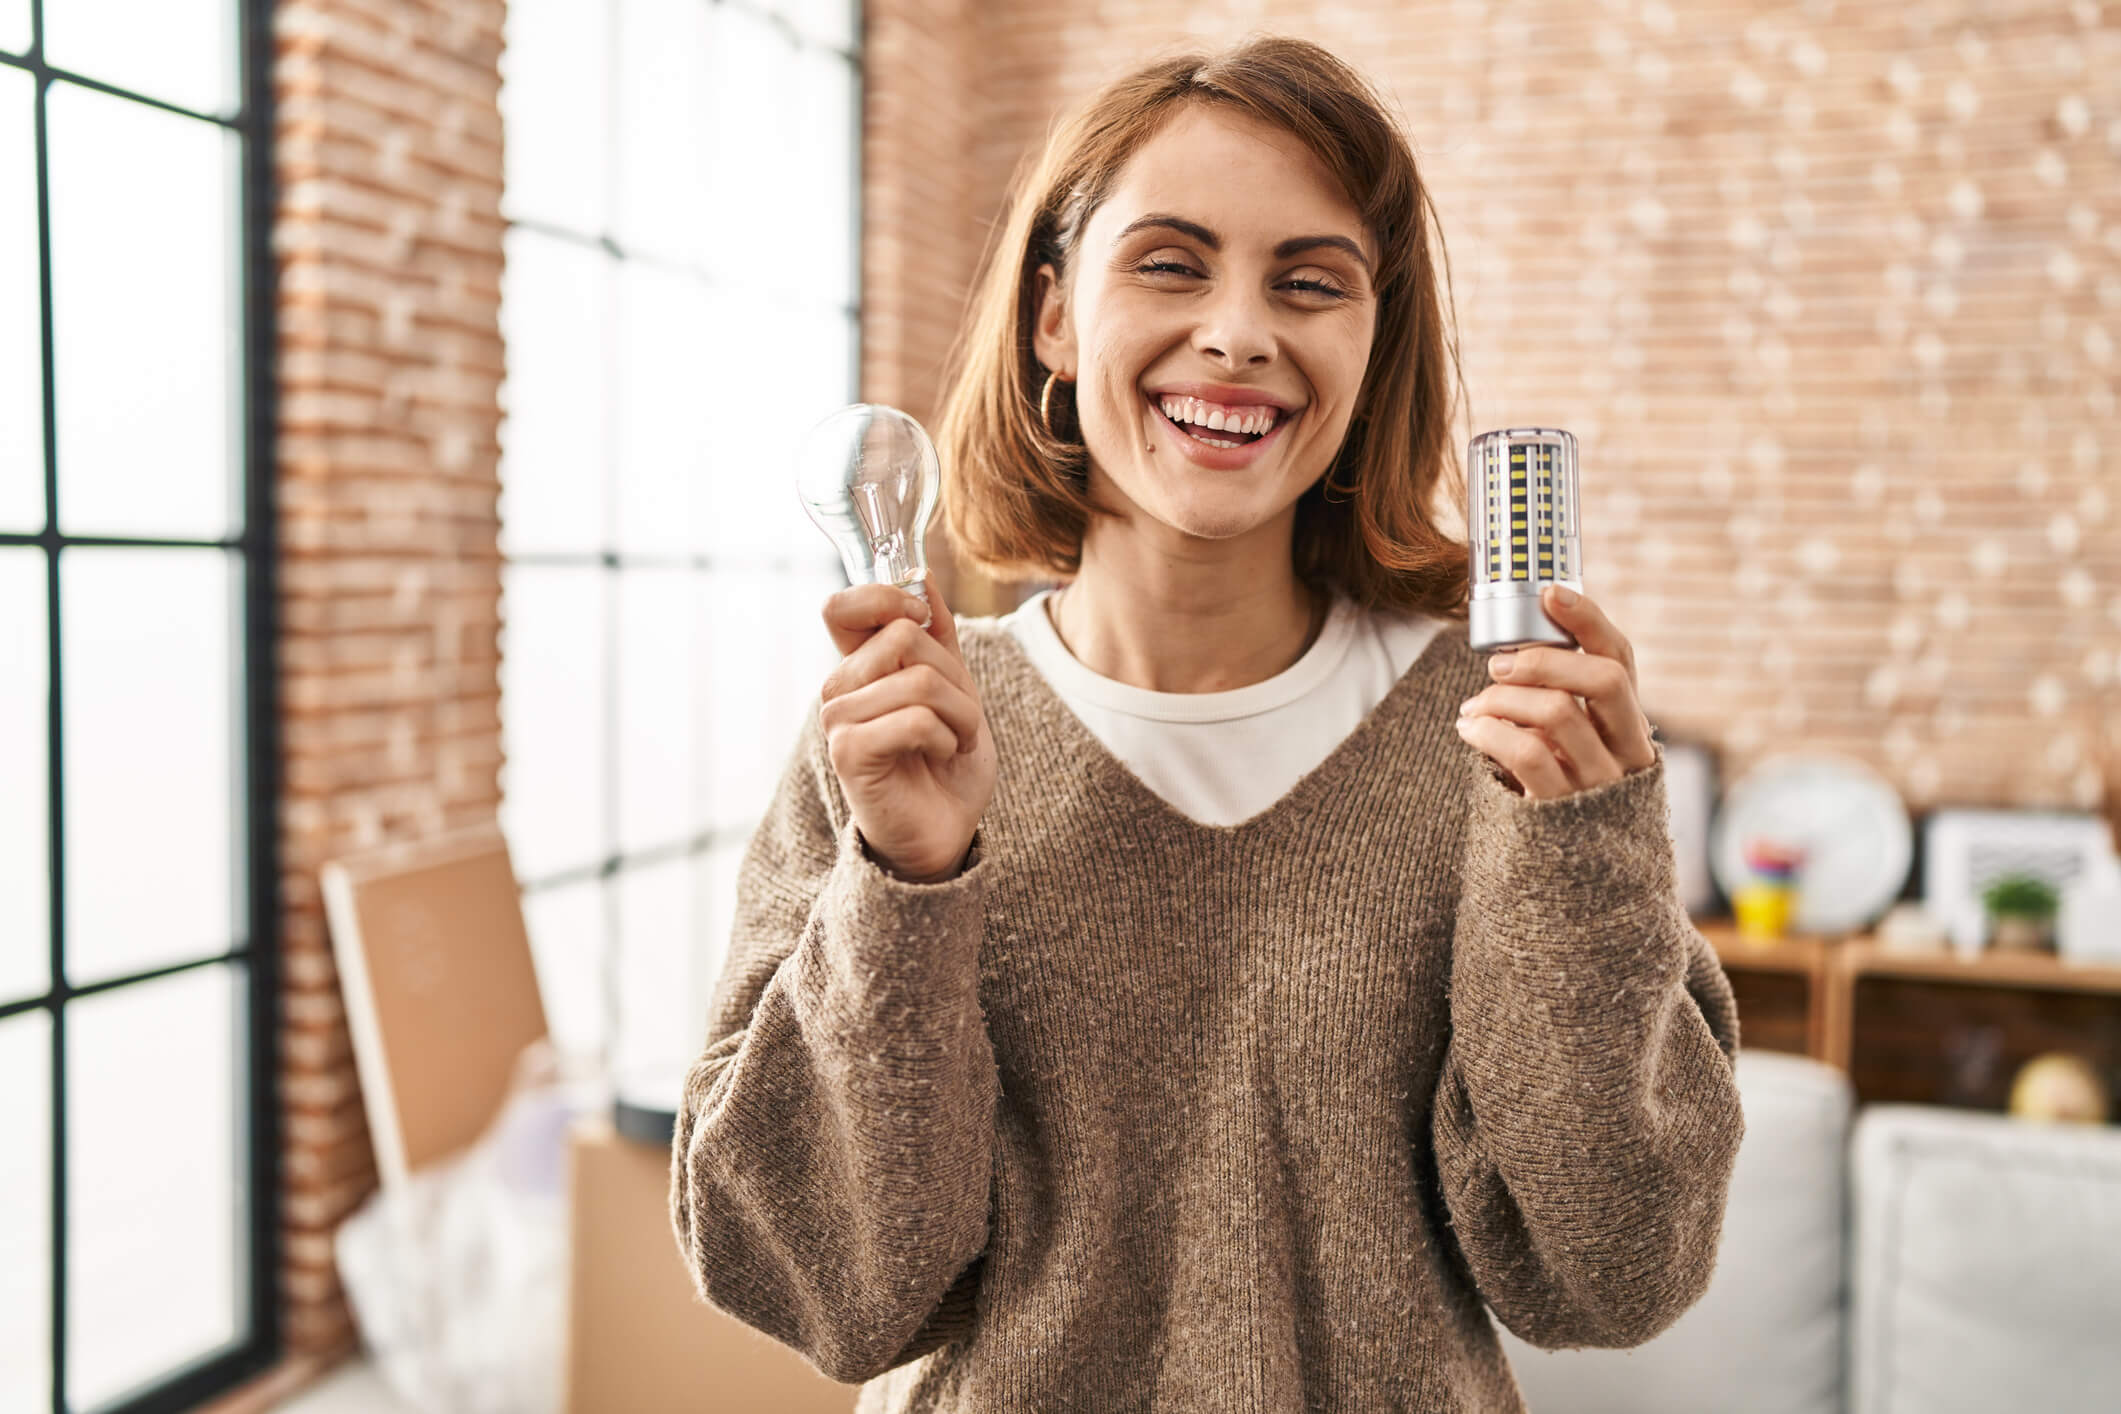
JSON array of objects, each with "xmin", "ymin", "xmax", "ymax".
[{"xmin": 1154, "ymin": 394, "xmax": 1281, "ymax": 439}]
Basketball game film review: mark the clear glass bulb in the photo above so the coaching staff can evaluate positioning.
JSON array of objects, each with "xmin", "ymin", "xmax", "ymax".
[{"xmin": 795, "ymin": 403, "xmax": 941, "ymax": 605}]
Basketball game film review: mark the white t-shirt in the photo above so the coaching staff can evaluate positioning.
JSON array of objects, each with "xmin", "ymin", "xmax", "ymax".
[{"xmin": 996, "ymin": 587, "xmax": 1447, "ymax": 828}]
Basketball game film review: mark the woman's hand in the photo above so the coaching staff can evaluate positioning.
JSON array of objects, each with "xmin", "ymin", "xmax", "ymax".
[
  {"xmin": 1454, "ymin": 584, "xmax": 1657, "ymax": 801},
  {"xmin": 819, "ymin": 578, "xmax": 997, "ymax": 883}
]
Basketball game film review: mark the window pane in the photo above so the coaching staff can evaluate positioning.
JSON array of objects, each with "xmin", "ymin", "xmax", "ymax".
[
  {"xmin": 0, "ymin": 66, "xmax": 40, "ymax": 534},
  {"xmin": 498, "ymin": 228, "xmax": 612, "ymax": 558},
  {"xmin": 701, "ymin": 3, "xmax": 784, "ymax": 283},
  {"xmin": 615, "ymin": 567, "xmax": 692, "ymax": 855},
  {"xmin": 697, "ymin": 285, "xmax": 786, "ymax": 562},
  {"xmin": 788, "ymin": 44, "xmax": 855, "ymax": 311},
  {"xmin": 0, "ymin": 1009, "xmax": 51, "ymax": 1414},
  {"xmin": 68, "ymin": 963, "xmax": 244, "ymax": 1408},
  {"xmin": 62, "ymin": 548, "xmax": 240, "ymax": 985},
  {"xmin": 695, "ymin": 566, "xmax": 839, "ymax": 841},
  {"xmin": 498, "ymin": 564, "xmax": 607, "ymax": 883},
  {"xmin": 697, "ymin": 297, "xmax": 851, "ymax": 564},
  {"xmin": 0, "ymin": 549, "xmax": 47, "ymax": 1007},
  {"xmin": 703, "ymin": 567, "xmax": 805, "ymax": 836},
  {"xmin": 613, "ymin": 856, "xmax": 692, "ymax": 1089},
  {"xmin": 614, "ymin": 261, "xmax": 707, "ymax": 559},
  {"xmin": 43, "ymin": 0, "xmax": 240, "ymax": 117},
  {"xmin": 612, "ymin": 0, "xmax": 709, "ymax": 265},
  {"xmin": 499, "ymin": 0, "xmax": 610, "ymax": 235},
  {"xmin": 780, "ymin": 0, "xmax": 857, "ymax": 53},
  {"xmin": 48, "ymin": 84, "xmax": 241, "ymax": 541},
  {"xmin": 521, "ymin": 877, "xmax": 606, "ymax": 1066}
]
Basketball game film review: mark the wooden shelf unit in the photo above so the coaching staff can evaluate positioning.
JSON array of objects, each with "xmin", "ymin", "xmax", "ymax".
[{"xmin": 1698, "ymin": 919, "xmax": 2121, "ymax": 1111}]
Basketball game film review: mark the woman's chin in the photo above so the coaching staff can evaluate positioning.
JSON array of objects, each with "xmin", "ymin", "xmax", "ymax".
[{"xmin": 1145, "ymin": 480, "xmax": 1288, "ymax": 541}]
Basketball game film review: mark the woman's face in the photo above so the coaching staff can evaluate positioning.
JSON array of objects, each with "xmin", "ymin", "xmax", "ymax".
[{"xmin": 1034, "ymin": 103, "xmax": 1379, "ymax": 544}]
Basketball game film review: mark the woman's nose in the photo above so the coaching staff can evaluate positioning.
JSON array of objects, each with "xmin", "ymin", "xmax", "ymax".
[{"xmin": 1192, "ymin": 284, "xmax": 1277, "ymax": 368}]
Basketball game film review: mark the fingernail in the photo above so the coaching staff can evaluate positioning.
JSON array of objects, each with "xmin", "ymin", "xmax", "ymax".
[
  {"xmin": 1490, "ymin": 653, "xmax": 1515, "ymax": 676},
  {"xmin": 1458, "ymin": 696, "xmax": 1481, "ymax": 716},
  {"xmin": 1551, "ymin": 585, "xmax": 1579, "ymax": 606}
]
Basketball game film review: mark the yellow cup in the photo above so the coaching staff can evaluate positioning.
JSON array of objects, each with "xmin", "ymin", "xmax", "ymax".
[{"xmin": 1734, "ymin": 881, "xmax": 1796, "ymax": 941}]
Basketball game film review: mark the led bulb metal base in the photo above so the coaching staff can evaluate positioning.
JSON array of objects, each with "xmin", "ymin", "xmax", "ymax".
[
  {"xmin": 796, "ymin": 403, "xmax": 941, "ymax": 600},
  {"xmin": 1468, "ymin": 426, "xmax": 1581, "ymax": 653}
]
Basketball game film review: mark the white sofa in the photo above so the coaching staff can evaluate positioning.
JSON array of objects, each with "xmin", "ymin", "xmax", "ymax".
[{"xmin": 1497, "ymin": 1050, "xmax": 2121, "ymax": 1413}]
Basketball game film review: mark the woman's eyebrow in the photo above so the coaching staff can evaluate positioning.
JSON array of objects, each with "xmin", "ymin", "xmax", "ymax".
[{"xmin": 1113, "ymin": 213, "xmax": 1373, "ymax": 275}]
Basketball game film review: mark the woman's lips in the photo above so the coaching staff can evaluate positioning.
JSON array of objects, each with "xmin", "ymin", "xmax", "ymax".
[{"xmin": 1146, "ymin": 394, "xmax": 1299, "ymax": 471}]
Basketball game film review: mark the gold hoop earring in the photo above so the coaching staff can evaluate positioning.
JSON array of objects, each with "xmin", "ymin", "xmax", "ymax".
[{"xmin": 1040, "ymin": 369, "xmax": 1073, "ymax": 438}]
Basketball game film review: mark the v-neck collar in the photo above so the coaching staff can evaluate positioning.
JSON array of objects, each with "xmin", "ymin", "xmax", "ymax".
[{"xmin": 973, "ymin": 608, "xmax": 1467, "ymax": 845}]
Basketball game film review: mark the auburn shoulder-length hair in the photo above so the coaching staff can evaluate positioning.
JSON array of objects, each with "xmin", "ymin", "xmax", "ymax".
[{"xmin": 932, "ymin": 33, "xmax": 1472, "ymax": 622}]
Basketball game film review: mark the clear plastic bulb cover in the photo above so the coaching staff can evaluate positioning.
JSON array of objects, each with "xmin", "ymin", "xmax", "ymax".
[{"xmin": 795, "ymin": 403, "xmax": 941, "ymax": 599}]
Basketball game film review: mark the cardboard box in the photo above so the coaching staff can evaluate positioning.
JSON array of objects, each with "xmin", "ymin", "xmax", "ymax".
[
  {"xmin": 564, "ymin": 1116, "xmax": 858, "ymax": 1414},
  {"xmin": 320, "ymin": 825, "xmax": 550, "ymax": 1188}
]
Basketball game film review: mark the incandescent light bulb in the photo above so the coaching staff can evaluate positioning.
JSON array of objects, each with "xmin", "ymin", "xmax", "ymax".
[{"xmin": 796, "ymin": 403, "xmax": 941, "ymax": 607}]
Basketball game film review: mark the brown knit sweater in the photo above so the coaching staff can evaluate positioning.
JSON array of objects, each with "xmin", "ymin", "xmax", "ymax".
[{"xmin": 669, "ymin": 612, "xmax": 1744, "ymax": 1412}]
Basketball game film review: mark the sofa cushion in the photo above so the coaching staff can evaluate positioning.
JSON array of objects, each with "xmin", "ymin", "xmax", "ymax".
[
  {"xmin": 1849, "ymin": 1103, "xmax": 2121, "ymax": 1414},
  {"xmin": 1497, "ymin": 1050, "xmax": 1851, "ymax": 1414}
]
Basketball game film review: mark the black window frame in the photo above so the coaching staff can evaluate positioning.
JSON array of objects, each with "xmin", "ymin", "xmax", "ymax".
[{"xmin": 0, "ymin": 0, "xmax": 281, "ymax": 1409}]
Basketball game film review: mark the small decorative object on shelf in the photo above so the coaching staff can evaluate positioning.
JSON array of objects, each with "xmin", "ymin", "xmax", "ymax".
[
  {"xmin": 1982, "ymin": 874, "xmax": 2061, "ymax": 954},
  {"xmin": 1877, "ymin": 901, "xmax": 1951, "ymax": 954},
  {"xmin": 2007, "ymin": 1052, "xmax": 2112, "ymax": 1125},
  {"xmin": 1733, "ymin": 835, "xmax": 1806, "ymax": 942}
]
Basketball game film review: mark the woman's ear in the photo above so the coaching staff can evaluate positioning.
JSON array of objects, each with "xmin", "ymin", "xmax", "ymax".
[{"xmin": 1032, "ymin": 261, "xmax": 1075, "ymax": 376}]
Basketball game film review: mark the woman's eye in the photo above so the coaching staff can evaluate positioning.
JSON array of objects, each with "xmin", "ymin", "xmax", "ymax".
[
  {"xmin": 1285, "ymin": 277, "xmax": 1346, "ymax": 299},
  {"xmin": 1134, "ymin": 261, "xmax": 1345, "ymax": 300}
]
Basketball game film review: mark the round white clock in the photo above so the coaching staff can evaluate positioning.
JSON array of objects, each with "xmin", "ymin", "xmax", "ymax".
[{"xmin": 1708, "ymin": 751, "xmax": 1914, "ymax": 936}]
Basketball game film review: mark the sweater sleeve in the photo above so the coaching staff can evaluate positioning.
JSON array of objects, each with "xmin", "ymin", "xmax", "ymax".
[
  {"xmin": 667, "ymin": 698, "xmax": 997, "ymax": 1384},
  {"xmin": 1430, "ymin": 736, "xmax": 1745, "ymax": 1351}
]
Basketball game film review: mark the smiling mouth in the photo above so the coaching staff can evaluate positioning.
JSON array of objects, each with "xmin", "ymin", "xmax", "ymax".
[{"xmin": 1146, "ymin": 393, "xmax": 1301, "ymax": 449}]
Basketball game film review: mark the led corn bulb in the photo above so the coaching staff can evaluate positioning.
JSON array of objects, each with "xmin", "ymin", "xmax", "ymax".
[{"xmin": 1468, "ymin": 426, "xmax": 1581, "ymax": 653}]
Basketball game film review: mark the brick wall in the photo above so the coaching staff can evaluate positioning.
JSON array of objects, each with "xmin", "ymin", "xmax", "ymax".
[
  {"xmin": 860, "ymin": 0, "xmax": 1009, "ymax": 614},
  {"xmin": 861, "ymin": 1, "xmax": 2121, "ymax": 811},
  {"xmin": 270, "ymin": 0, "xmax": 507, "ymax": 1365}
]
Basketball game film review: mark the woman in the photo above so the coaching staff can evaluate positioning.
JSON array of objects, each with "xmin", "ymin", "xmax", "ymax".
[{"xmin": 670, "ymin": 35, "xmax": 1743, "ymax": 1413}]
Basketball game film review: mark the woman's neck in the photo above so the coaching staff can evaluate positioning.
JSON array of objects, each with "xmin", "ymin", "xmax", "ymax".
[{"xmin": 1045, "ymin": 574, "xmax": 1330, "ymax": 694}]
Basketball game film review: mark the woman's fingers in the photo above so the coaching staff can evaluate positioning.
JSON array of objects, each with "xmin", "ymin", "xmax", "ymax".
[
  {"xmin": 822, "ymin": 583, "xmax": 976, "ymax": 693},
  {"xmin": 824, "ymin": 609, "xmax": 977, "ymax": 704},
  {"xmin": 1453, "ymin": 713, "xmax": 1575, "ymax": 799},
  {"xmin": 1458, "ymin": 683, "xmax": 1624, "ymax": 788},
  {"xmin": 820, "ymin": 659, "xmax": 984, "ymax": 756},
  {"xmin": 822, "ymin": 581, "xmax": 932, "ymax": 657},
  {"xmin": 917, "ymin": 574, "xmax": 964, "ymax": 660},
  {"xmin": 836, "ymin": 703, "xmax": 964, "ymax": 770}
]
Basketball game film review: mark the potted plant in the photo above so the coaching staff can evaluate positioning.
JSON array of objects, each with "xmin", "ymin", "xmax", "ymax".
[{"xmin": 1982, "ymin": 874, "xmax": 2061, "ymax": 953}]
